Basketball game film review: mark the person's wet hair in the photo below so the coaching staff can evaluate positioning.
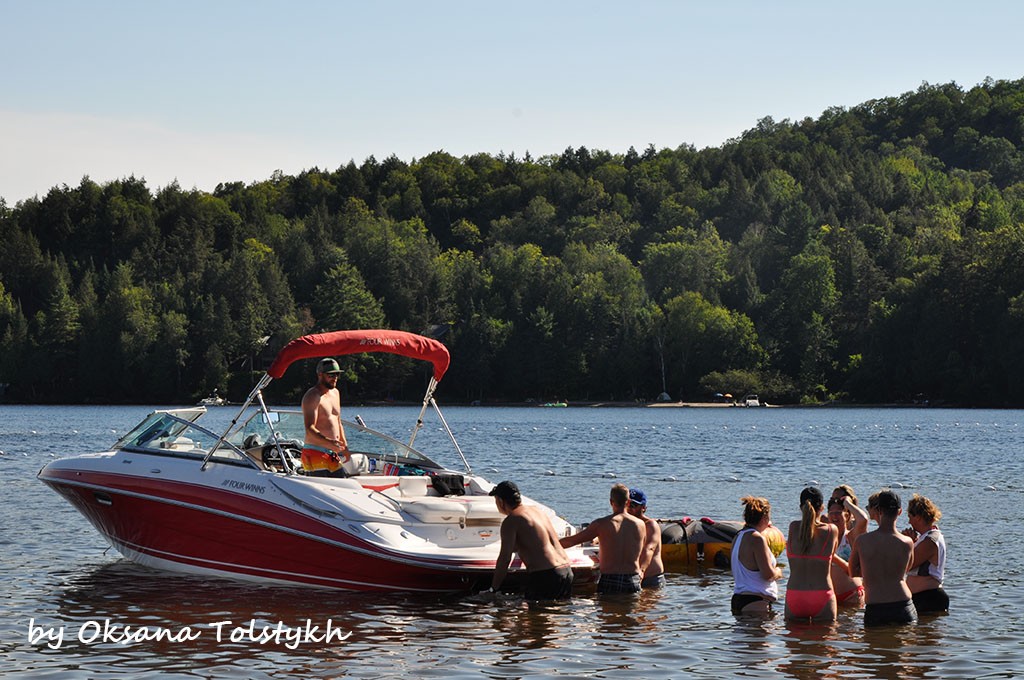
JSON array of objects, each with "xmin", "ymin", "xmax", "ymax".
[
  {"xmin": 907, "ymin": 493, "xmax": 941, "ymax": 524},
  {"xmin": 831, "ymin": 484, "xmax": 858, "ymax": 506},
  {"xmin": 741, "ymin": 496, "xmax": 771, "ymax": 526},
  {"xmin": 868, "ymin": 489, "xmax": 901, "ymax": 517},
  {"xmin": 610, "ymin": 483, "xmax": 629, "ymax": 508},
  {"xmin": 797, "ymin": 486, "xmax": 824, "ymax": 552}
]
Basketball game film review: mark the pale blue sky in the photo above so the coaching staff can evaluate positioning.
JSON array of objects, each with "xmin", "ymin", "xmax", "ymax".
[{"xmin": 2, "ymin": 1, "xmax": 1021, "ymax": 205}]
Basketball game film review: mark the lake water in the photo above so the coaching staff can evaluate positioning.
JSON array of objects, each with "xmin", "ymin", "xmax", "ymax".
[{"xmin": 1, "ymin": 404, "xmax": 1021, "ymax": 678}]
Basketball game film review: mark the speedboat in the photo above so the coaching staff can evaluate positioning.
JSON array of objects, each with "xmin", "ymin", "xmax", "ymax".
[{"xmin": 39, "ymin": 329, "xmax": 596, "ymax": 592}]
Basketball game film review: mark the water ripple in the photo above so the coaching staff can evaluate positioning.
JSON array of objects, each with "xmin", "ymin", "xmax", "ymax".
[{"xmin": 3, "ymin": 405, "xmax": 1024, "ymax": 677}]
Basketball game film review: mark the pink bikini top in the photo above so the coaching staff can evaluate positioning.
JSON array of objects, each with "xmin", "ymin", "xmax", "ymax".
[{"xmin": 787, "ymin": 526, "xmax": 836, "ymax": 560}]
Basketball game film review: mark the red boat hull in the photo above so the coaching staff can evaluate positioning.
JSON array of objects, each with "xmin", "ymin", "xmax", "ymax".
[{"xmin": 41, "ymin": 468, "xmax": 493, "ymax": 592}]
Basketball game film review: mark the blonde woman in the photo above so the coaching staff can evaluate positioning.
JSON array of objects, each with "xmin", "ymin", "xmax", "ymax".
[
  {"xmin": 731, "ymin": 496, "xmax": 783, "ymax": 615},
  {"xmin": 904, "ymin": 493, "xmax": 949, "ymax": 613}
]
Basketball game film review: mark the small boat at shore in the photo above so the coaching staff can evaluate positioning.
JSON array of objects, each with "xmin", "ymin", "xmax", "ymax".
[
  {"xmin": 197, "ymin": 390, "xmax": 226, "ymax": 406},
  {"xmin": 39, "ymin": 329, "xmax": 597, "ymax": 592},
  {"xmin": 660, "ymin": 517, "xmax": 785, "ymax": 569}
]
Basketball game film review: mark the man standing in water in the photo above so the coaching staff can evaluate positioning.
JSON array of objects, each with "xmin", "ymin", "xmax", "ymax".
[
  {"xmin": 300, "ymin": 358, "xmax": 351, "ymax": 477},
  {"xmin": 627, "ymin": 488, "xmax": 666, "ymax": 589},
  {"xmin": 850, "ymin": 490, "xmax": 918, "ymax": 625},
  {"xmin": 561, "ymin": 483, "xmax": 646, "ymax": 594},
  {"xmin": 487, "ymin": 481, "xmax": 574, "ymax": 600}
]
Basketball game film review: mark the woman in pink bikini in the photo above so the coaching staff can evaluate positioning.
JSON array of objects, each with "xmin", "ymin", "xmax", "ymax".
[
  {"xmin": 785, "ymin": 486, "xmax": 839, "ymax": 622},
  {"xmin": 827, "ymin": 494, "xmax": 869, "ymax": 607}
]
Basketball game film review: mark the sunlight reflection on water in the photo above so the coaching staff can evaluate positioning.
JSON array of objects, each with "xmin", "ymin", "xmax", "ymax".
[{"xmin": 1, "ymin": 405, "xmax": 1022, "ymax": 678}]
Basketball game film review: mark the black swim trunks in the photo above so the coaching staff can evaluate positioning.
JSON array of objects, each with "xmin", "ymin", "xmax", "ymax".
[
  {"xmin": 731, "ymin": 593, "xmax": 770, "ymax": 614},
  {"xmin": 524, "ymin": 565, "xmax": 574, "ymax": 600},
  {"xmin": 912, "ymin": 587, "xmax": 949, "ymax": 614},
  {"xmin": 864, "ymin": 599, "xmax": 918, "ymax": 626},
  {"xmin": 641, "ymin": 573, "xmax": 666, "ymax": 589},
  {"xmin": 597, "ymin": 572, "xmax": 642, "ymax": 594}
]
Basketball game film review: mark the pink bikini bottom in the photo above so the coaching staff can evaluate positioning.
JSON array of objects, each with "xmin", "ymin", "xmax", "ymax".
[{"xmin": 787, "ymin": 589, "xmax": 834, "ymax": 617}]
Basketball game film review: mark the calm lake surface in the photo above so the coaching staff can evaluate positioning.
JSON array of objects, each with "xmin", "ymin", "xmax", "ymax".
[{"xmin": 1, "ymin": 404, "xmax": 1021, "ymax": 678}]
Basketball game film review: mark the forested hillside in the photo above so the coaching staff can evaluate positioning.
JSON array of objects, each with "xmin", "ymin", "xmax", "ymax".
[{"xmin": 2, "ymin": 78, "xmax": 1024, "ymax": 406}]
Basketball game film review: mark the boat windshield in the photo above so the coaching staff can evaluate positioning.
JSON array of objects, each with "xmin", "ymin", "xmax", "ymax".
[
  {"xmin": 231, "ymin": 410, "xmax": 442, "ymax": 469},
  {"xmin": 115, "ymin": 411, "xmax": 248, "ymax": 464}
]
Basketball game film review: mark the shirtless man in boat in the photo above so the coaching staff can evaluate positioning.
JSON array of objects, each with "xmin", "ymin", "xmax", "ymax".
[
  {"xmin": 849, "ymin": 490, "xmax": 918, "ymax": 626},
  {"xmin": 561, "ymin": 483, "xmax": 646, "ymax": 594},
  {"xmin": 487, "ymin": 480, "xmax": 574, "ymax": 600},
  {"xmin": 626, "ymin": 488, "xmax": 666, "ymax": 589},
  {"xmin": 300, "ymin": 358, "xmax": 352, "ymax": 477}
]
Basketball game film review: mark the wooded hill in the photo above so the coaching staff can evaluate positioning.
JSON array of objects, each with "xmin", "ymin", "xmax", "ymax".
[{"xmin": 2, "ymin": 78, "xmax": 1024, "ymax": 406}]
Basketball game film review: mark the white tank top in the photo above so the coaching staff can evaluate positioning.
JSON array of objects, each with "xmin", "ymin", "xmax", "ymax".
[
  {"xmin": 910, "ymin": 528, "xmax": 945, "ymax": 582},
  {"xmin": 731, "ymin": 528, "xmax": 779, "ymax": 598}
]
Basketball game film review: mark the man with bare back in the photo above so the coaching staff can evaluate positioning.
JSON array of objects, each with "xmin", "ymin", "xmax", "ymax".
[
  {"xmin": 300, "ymin": 358, "xmax": 352, "ymax": 477},
  {"xmin": 488, "ymin": 480, "xmax": 574, "ymax": 600},
  {"xmin": 626, "ymin": 488, "xmax": 666, "ymax": 589},
  {"xmin": 561, "ymin": 483, "xmax": 646, "ymax": 594},
  {"xmin": 849, "ymin": 489, "xmax": 918, "ymax": 625}
]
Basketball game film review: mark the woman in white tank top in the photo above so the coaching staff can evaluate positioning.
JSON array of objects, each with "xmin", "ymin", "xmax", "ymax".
[
  {"xmin": 905, "ymin": 494, "xmax": 949, "ymax": 613},
  {"xmin": 731, "ymin": 496, "xmax": 783, "ymax": 615}
]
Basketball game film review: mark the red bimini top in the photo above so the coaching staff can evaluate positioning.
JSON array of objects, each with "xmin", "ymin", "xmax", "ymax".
[{"xmin": 266, "ymin": 329, "xmax": 450, "ymax": 382}]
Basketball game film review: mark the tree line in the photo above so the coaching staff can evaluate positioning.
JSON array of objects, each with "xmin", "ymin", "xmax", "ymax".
[{"xmin": 2, "ymin": 77, "xmax": 1024, "ymax": 406}]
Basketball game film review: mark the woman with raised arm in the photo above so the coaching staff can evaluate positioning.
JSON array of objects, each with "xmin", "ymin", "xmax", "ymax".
[{"xmin": 827, "ymin": 495, "xmax": 869, "ymax": 607}]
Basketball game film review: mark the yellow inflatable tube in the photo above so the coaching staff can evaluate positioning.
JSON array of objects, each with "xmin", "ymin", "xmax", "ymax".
[{"xmin": 660, "ymin": 517, "xmax": 785, "ymax": 570}]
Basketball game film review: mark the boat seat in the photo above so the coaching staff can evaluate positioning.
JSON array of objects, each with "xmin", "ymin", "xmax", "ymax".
[
  {"xmin": 399, "ymin": 476, "xmax": 430, "ymax": 496},
  {"xmin": 461, "ymin": 496, "xmax": 504, "ymax": 525},
  {"xmin": 342, "ymin": 453, "xmax": 370, "ymax": 475},
  {"xmin": 397, "ymin": 494, "xmax": 503, "ymax": 525},
  {"xmin": 160, "ymin": 436, "xmax": 195, "ymax": 451},
  {"xmin": 399, "ymin": 498, "xmax": 469, "ymax": 524},
  {"xmin": 354, "ymin": 475, "xmax": 424, "ymax": 498},
  {"xmin": 371, "ymin": 476, "xmax": 450, "ymax": 498},
  {"xmin": 465, "ymin": 477, "xmax": 494, "ymax": 495}
]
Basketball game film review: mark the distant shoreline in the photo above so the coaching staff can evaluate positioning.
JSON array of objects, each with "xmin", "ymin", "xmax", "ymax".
[
  {"xmin": 0, "ymin": 400, "xmax": 998, "ymax": 409},
  {"xmin": 352, "ymin": 400, "xmax": 971, "ymax": 409}
]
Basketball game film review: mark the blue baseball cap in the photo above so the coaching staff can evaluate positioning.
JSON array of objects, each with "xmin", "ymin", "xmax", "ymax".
[{"xmin": 629, "ymin": 488, "xmax": 648, "ymax": 507}]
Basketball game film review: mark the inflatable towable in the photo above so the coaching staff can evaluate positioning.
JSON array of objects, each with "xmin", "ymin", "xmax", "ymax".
[{"xmin": 659, "ymin": 517, "xmax": 785, "ymax": 569}]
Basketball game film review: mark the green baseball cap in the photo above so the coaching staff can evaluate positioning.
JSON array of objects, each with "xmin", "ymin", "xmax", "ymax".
[{"xmin": 317, "ymin": 358, "xmax": 341, "ymax": 374}]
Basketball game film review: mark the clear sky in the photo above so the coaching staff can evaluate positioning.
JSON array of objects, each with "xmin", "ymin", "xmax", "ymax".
[{"xmin": 2, "ymin": 1, "xmax": 1022, "ymax": 205}]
